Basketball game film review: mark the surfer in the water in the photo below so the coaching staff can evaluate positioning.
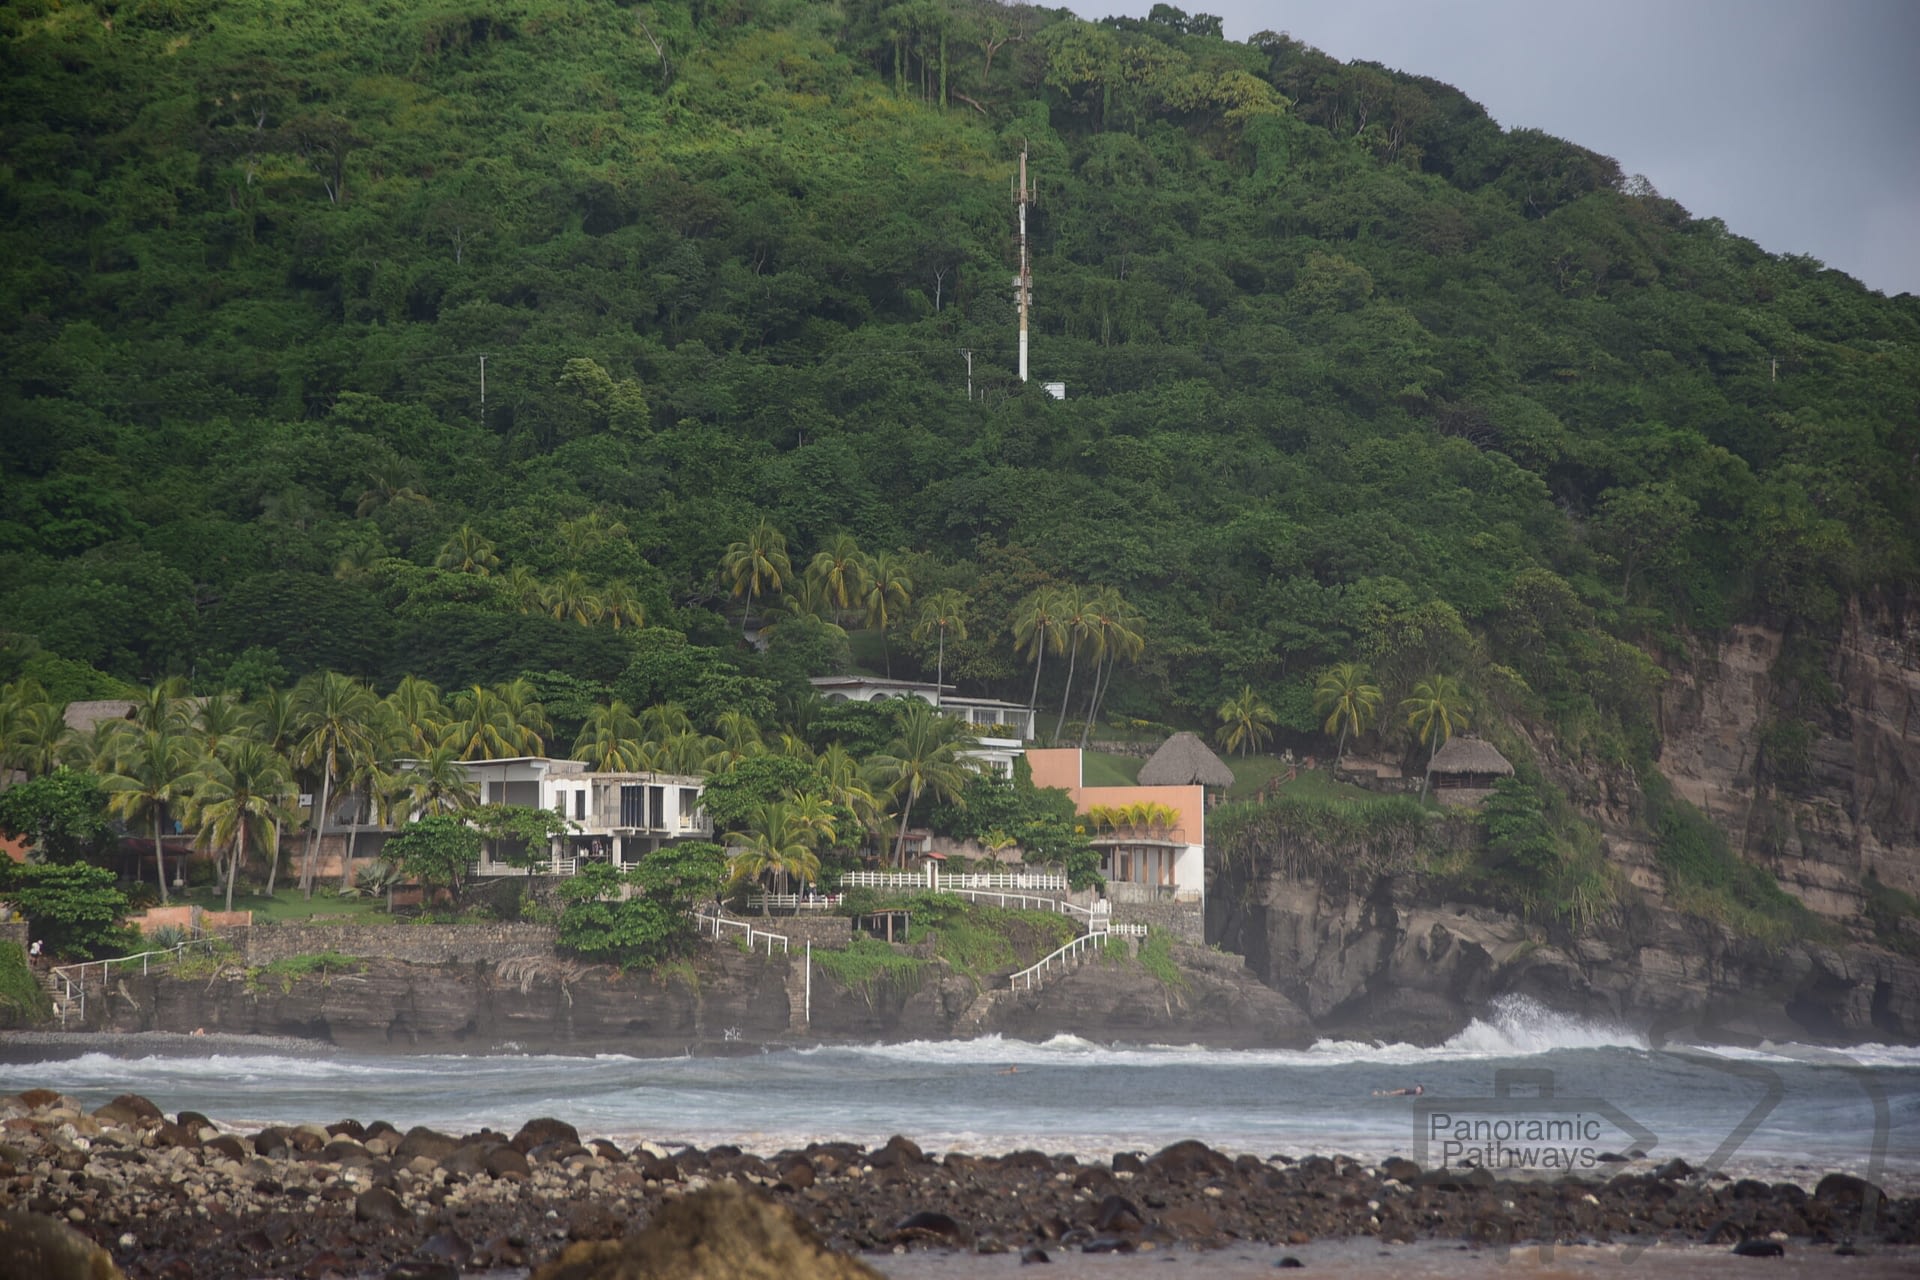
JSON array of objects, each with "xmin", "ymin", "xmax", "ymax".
[{"xmin": 1372, "ymin": 1084, "xmax": 1424, "ymax": 1097}]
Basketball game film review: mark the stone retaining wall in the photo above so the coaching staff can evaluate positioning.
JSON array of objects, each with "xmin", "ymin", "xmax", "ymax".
[
  {"xmin": 244, "ymin": 922, "xmax": 558, "ymax": 966},
  {"xmin": 0, "ymin": 919, "xmax": 25, "ymax": 958},
  {"xmin": 719, "ymin": 915, "xmax": 852, "ymax": 950},
  {"xmin": 1111, "ymin": 900, "xmax": 1205, "ymax": 943}
]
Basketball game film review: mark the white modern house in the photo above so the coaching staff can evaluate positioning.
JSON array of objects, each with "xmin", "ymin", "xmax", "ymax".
[
  {"xmin": 464, "ymin": 757, "xmax": 711, "ymax": 876},
  {"xmin": 808, "ymin": 675, "xmax": 1034, "ymax": 778},
  {"xmin": 308, "ymin": 756, "xmax": 710, "ymax": 881}
]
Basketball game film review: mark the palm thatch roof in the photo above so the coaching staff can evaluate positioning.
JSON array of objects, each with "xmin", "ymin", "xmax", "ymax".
[
  {"xmin": 1137, "ymin": 731, "xmax": 1236, "ymax": 789},
  {"xmin": 62, "ymin": 700, "xmax": 137, "ymax": 732},
  {"xmin": 1426, "ymin": 736, "xmax": 1515, "ymax": 777}
]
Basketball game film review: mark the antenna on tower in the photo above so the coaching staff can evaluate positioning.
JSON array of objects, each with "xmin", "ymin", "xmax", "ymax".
[{"xmin": 1014, "ymin": 143, "xmax": 1032, "ymax": 383}]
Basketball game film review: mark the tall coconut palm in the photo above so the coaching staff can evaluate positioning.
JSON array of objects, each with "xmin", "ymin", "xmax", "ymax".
[
  {"xmin": 1049, "ymin": 586, "xmax": 1097, "ymax": 745},
  {"xmin": 721, "ymin": 519, "xmax": 792, "ymax": 635},
  {"xmin": 193, "ymin": 693, "xmax": 248, "ymax": 756},
  {"xmin": 99, "ymin": 728, "xmax": 202, "ymax": 904},
  {"xmin": 290, "ymin": 672, "xmax": 381, "ymax": 898},
  {"xmin": 868, "ymin": 700, "xmax": 977, "ymax": 866},
  {"xmin": 247, "ymin": 688, "xmax": 302, "ymax": 896},
  {"xmin": 497, "ymin": 677, "xmax": 551, "ymax": 753},
  {"xmin": 502, "ymin": 566, "xmax": 546, "ymax": 614},
  {"xmin": 1077, "ymin": 588, "xmax": 1144, "ymax": 750},
  {"xmin": 1314, "ymin": 663, "xmax": 1383, "ymax": 762},
  {"xmin": 860, "ymin": 551, "xmax": 914, "ymax": 676},
  {"xmin": 911, "ymin": 589, "xmax": 969, "ymax": 704},
  {"xmin": 703, "ymin": 710, "xmax": 764, "ymax": 773},
  {"xmin": 435, "ymin": 525, "xmax": 500, "ymax": 575},
  {"xmin": 1402, "ymin": 674, "xmax": 1472, "ymax": 797},
  {"xmin": 574, "ymin": 700, "xmax": 646, "ymax": 772},
  {"xmin": 1012, "ymin": 586, "xmax": 1066, "ymax": 719},
  {"xmin": 338, "ymin": 711, "xmax": 406, "ymax": 891},
  {"xmin": 1215, "ymin": 685, "xmax": 1277, "ymax": 758},
  {"xmin": 807, "ymin": 533, "xmax": 868, "ymax": 621},
  {"xmin": 187, "ymin": 738, "xmax": 296, "ymax": 912}
]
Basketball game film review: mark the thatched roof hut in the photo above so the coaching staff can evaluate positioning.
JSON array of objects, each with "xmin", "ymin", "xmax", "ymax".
[
  {"xmin": 1138, "ymin": 732, "xmax": 1236, "ymax": 789},
  {"xmin": 63, "ymin": 700, "xmax": 138, "ymax": 733},
  {"xmin": 1426, "ymin": 737, "xmax": 1514, "ymax": 789}
]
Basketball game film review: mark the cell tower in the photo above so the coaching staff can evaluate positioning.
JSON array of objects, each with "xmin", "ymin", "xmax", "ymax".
[{"xmin": 1013, "ymin": 144, "xmax": 1032, "ymax": 383}]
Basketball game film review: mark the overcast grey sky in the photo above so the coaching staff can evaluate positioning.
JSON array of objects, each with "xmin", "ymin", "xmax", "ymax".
[{"xmin": 1078, "ymin": 1, "xmax": 1920, "ymax": 296}]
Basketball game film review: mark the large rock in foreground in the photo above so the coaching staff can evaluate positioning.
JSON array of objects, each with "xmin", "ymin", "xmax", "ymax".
[{"xmin": 532, "ymin": 1183, "xmax": 881, "ymax": 1280}]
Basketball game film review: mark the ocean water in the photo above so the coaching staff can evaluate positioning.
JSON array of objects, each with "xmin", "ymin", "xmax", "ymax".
[{"xmin": 5, "ymin": 997, "xmax": 1916, "ymax": 1190}]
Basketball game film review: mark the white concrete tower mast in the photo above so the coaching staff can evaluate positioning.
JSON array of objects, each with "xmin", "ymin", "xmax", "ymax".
[{"xmin": 1014, "ymin": 145, "xmax": 1032, "ymax": 383}]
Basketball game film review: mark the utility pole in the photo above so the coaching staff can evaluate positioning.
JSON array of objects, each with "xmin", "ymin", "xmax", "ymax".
[
  {"xmin": 478, "ymin": 354, "xmax": 488, "ymax": 415},
  {"xmin": 1013, "ymin": 145, "xmax": 1032, "ymax": 383},
  {"xmin": 960, "ymin": 348, "xmax": 974, "ymax": 401}
]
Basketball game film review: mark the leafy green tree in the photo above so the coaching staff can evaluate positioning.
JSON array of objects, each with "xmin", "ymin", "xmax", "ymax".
[
  {"xmin": 1215, "ymin": 685, "xmax": 1277, "ymax": 757},
  {"xmin": 383, "ymin": 814, "xmax": 483, "ymax": 907},
  {"xmin": 0, "ymin": 861, "xmax": 135, "ymax": 960},
  {"xmin": 0, "ymin": 768, "xmax": 113, "ymax": 863},
  {"xmin": 699, "ymin": 753, "xmax": 824, "ymax": 832},
  {"xmin": 557, "ymin": 842, "xmax": 726, "ymax": 966},
  {"xmin": 1313, "ymin": 663, "xmax": 1383, "ymax": 760}
]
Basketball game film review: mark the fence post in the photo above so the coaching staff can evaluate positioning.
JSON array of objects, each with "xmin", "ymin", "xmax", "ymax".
[{"xmin": 804, "ymin": 940, "xmax": 811, "ymax": 1025}]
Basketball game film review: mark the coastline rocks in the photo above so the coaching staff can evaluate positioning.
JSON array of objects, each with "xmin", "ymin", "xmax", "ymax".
[
  {"xmin": 1, "ymin": 1089, "xmax": 1916, "ymax": 1278},
  {"xmin": 0, "ymin": 1209, "xmax": 126, "ymax": 1280},
  {"xmin": 531, "ymin": 1182, "xmax": 883, "ymax": 1280}
]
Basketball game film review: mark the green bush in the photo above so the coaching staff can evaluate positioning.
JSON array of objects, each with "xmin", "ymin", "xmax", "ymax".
[
  {"xmin": 812, "ymin": 936, "xmax": 927, "ymax": 1002},
  {"xmin": 0, "ymin": 944, "xmax": 50, "ymax": 1027}
]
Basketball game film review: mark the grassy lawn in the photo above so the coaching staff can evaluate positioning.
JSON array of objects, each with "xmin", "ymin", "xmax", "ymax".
[
  {"xmin": 176, "ymin": 885, "xmax": 391, "ymax": 924},
  {"xmin": 1220, "ymin": 755, "xmax": 1383, "ymax": 804},
  {"xmin": 1081, "ymin": 752, "xmax": 1143, "ymax": 787}
]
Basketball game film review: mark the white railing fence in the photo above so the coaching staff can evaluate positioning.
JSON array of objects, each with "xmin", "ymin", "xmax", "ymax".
[
  {"xmin": 49, "ymin": 938, "xmax": 222, "ymax": 1027},
  {"xmin": 1010, "ymin": 929, "xmax": 1114, "ymax": 991},
  {"xmin": 691, "ymin": 911, "xmax": 789, "ymax": 956},
  {"xmin": 837, "ymin": 869, "xmax": 1069, "ymax": 893}
]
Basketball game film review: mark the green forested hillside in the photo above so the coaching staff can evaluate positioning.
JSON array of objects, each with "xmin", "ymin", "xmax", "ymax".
[{"xmin": 2, "ymin": 0, "xmax": 1915, "ymax": 771}]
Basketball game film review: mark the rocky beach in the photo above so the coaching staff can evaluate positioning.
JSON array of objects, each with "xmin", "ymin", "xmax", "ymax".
[{"xmin": 4, "ymin": 1073, "xmax": 1916, "ymax": 1280}]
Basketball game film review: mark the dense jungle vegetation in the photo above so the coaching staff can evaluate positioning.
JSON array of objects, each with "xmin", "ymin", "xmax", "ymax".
[{"xmin": 2, "ymin": 1, "xmax": 1915, "ymax": 922}]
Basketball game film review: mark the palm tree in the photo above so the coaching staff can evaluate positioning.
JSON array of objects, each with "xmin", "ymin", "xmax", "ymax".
[
  {"xmin": 399, "ymin": 742, "xmax": 480, "ymax": 816},
  {"xmin": 99, "ymin": 728, "xmax": 202, "ymax": 904},
  {"xmin": 725, "ymin": 802, "xmax": 823, "ymax": 911},
  {"xmin": 130, "ymin": 676, "xmax": 193, "ymax": 733},
  {"xmin": 334, "ymin": 541, "xmax": 385, "ymax": 581},
  {"xmin": 446, "ymin": 686, "xmax": 519, "ymax": 761},
  {"xmin": 386, "ymin": 675, "xmax": 449, "ymax": 755},
  {"xmin": 1314, "ymin": 663, "xmax": 1383, "ymax": 762},
  {"xmin": 290, "ymin": 672, "xmax": 381, "ymax": 898},
  {"xmin": 760, "ymin": 574, "xmax": 843, "ymax": 639},
  {"xmin": 338, "ymin": 711, "xmax": 406, "ymax": 891},
  {"xmin": 436, "ymin": 525, "xmax": 500, "ymax": 575},
  {"xmin": 497, "ymin": 677, "xmax": 551, "ymax": 754},
  {"xmin": 187, "ymin": 738, "xmax": 296, "ymax": 912},
  {"xmin": 1077, "ymin": 588, "xmax": 1144, "ymax": 750},
  {"xmin": 1402, "ymin": 674, "xmax": 1472, "ymax": 797},
  {"xmin": 598, "ymin": 580, "xmax": 647, "ymax": 630},
  {"xmin": 860, "ymin": 551, "xmax": 914, "ymax": 675},
  {"xmin": 0, "ymin": 679, "xmax": 68, "ymax": 781},
  {"xmin": 807, "ymin": 533, "xmax": 868, "ymax": 621},
  {"xmin": 1215, "ymin": 685, "xmax": 1277, "ymax": 758},
  {"xmin": 544, "ymin": 569, "xmax": 603, "ymax": 625},
  {"xmin": 703, "ymin": 709, "xmax": 765, "ymax": 772},
  {"xmin": 912, "ymin": 589, "xmax": 969, "ymax": 703},
  {"xmin": 247, "ymin": 688, "xmax": 301, "ymax": 896},
  {"xmin": 868, "ymin": 700, "xmax": 977, "ymax": 866},
  {"xmin": 355, "ymin": 466, "xmax": 430, "ymax": 517},
  {"xmin": 502, "ymin": 566, "xmax": 546, "ymax": 614},
  {"xmin": 1012, "ymin": 586, "xmax": 1066, "ymax": 718},
  {"xmin": 721, "ymin": 519, "xmax": 792, "ymax": 635},
  {"xmin": 193, "ymin": 693, "xmax": 248, "ymax": 755},
  {"xmin": 574, "ymin": 700, "xmax": 646, "ymax": 772},
  {"xmin": 1050, "ymin": 586, "xmax": 1096, "ymax": 745}
]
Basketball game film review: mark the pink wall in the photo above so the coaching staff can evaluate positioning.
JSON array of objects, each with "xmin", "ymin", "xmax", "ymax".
[{"xmin": 1026, "ymin": 748, "xmax": 1082, "ymax": 791}]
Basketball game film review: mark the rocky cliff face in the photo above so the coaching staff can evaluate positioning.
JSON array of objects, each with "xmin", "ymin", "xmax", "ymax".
[
  {"xmin": 1208, "ymin": 864, "xmax": 1920, "ymax": 1047},
  {"xmin": 1658, "ymin": 596, "xmax": 1920, "ymax": 917},
  {"xmin": 87, "ymin": 940, "xmax": 1313, "ymax": 1052}
]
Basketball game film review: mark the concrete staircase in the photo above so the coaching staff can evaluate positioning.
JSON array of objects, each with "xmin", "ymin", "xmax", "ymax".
[{"xmin": 36, "ymin": 968, "xmax": 75, "ymax": 1024}]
